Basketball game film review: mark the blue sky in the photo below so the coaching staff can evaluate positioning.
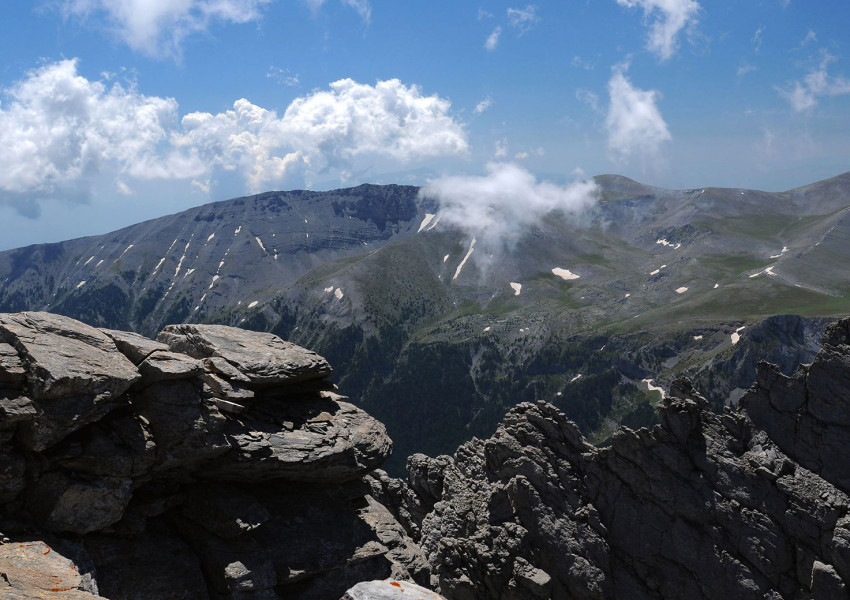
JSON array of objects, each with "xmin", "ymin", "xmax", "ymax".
[{"xmin": 1, "ymin": 0, "xmax": 849, "ymax": 249}]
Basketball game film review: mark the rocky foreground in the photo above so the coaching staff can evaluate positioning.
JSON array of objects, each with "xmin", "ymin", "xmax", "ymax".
[{"xmin": 2, "ymin": 312, "xmax": 850, "ymax": 599}]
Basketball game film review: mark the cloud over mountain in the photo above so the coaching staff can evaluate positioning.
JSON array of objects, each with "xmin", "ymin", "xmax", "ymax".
[{"xmin": 421, "ymin": 162, "xmax": 598, "ymax": 265}]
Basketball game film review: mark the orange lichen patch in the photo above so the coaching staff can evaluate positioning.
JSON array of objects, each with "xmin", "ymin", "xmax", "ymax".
[
  {"xmin": 43, "ymin": 544, "xmax": 51, "ymax": 556},
  {"xmin": 390, "ymin": 581, "xmax": 402, "ymax": 588},
  {"xmin": 51, "ymin": 587, "xmax": 75, "ymax": 592}
]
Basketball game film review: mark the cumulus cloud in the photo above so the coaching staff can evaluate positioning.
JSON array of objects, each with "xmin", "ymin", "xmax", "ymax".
[
  {"xmin": 605, "ymin": 63, "xmax": 671, "ymax": 167},
  {"xmin": 485, "ymin": 26, "xmax": 502, "ymax": 51},
  {"xmin": 60, "ymin": 0, "xmax": 273, "ymax": 58},
  {"xmin": 0, "ymin": 59, "xmax": 467, "ymax": 215},
  {"xmin": 474, "ymin": 96, "xmax": 493, "ymax": 115},
  {"xmin": 421, "ymin": 162, "xmax": 599, "ymax": 261},
  {"xmin": 778, "ymin": 51, "xmax": 850, "ymax": 112},
  {"xmin": 506, "ymin": 5, "xmax": 539, "ymax": 34},
  {"xmin": 616, "ymin": 0, "xmax": 700, "ymax": 61}
]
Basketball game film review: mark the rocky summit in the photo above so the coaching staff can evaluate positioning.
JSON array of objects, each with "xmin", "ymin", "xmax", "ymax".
[
  {"xmin": 3, "ymin": 311, "xmax": 850, "ymax": 599},
  {"xmin": 0, "ymin": 312, "xmax": 427, "ymax": 599}
]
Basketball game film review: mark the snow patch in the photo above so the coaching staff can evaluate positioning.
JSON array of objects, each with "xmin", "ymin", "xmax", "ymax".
[
  {"xmin": 248, "ymin": 301, "xmax": 259, "ymax": 308},
  {"xmin": 769, "ymin": 246, "xmax": 789, "ymax": 259},
  {"xmin": 714, "ymin": 283, "xmax": 719, "ymax": 289},
  {"xmin": 443, "ymin": 254, "xmax": 449, "ymax": 263},
  {"xmin": 95, "ymin": 260, "xmax": 104, "ymax": 268},
  {"xmin": 334, "ymin": 288, "xmax": 344, "ymax": 300},
  {"xmin": 749, "ymin": 266, "xmax": 777, "ymax": 278},
  {"xmin": 731, "ymin": 326, "xmax": 746, "ymax": 345},
  {"xmin": 552, "ymin": 267, "xmax": 580, "ymax": 280},
  {"xmin": 417, "ymin": 213, "xmax": 436, "ymax": 233},
  {"xmin": 483, "ymin": 326, "xmax": 491, "ymax": 332},
  {"xmin": 675, "ymin": 287, "xmax": 688, "ymax": 294},
  {"xmin": 207, "ymin": 233, "xmax": 215, "ymax": 243},
  {"xmin": 453, "ymin": 237, "xmax": 476, "ymax": 281},
  {"xmin": 625, "ymin": 293, "xmax": 631, "ymax": 298},
  {"xmin": 83, "ymin": 256, "xmax": 94, "ymax": 266},
  {"xmin": 570, "ymin": 374, "xmax": 582, "ymax": 383},
  {"xmin": 184, "ymin": 269, "xmax": 195, "ymax": 277},
  {"xmin": 656, "ymin": 239, "xmax": 681, "ymax": 249},
  {"xmin": 510, "ymin": 282, "xmax": 522, "ymax": 296},
  {"xmin": 426, "ymin": 215, "xmax": 441, "ymax": 231},
  {"xmin": 234, "ymin": 226, "xmax": 242, "ymax": 235},
  {"xmin": 642, "ymin": 379, "xmax": 666, "ymax": 399},
  {"xmin": 76, "ymin": 280, "xmax": 86, "ymax": 289},
  {"xmin": 255, "ymin": 237, "xmax": 267, "ymax": 252},
  {"xmin": 324, "ymin": 286, "xmax": 335, "ymax": 293},
  {"xmin": 693, "ymin": 335, "xmax": 703, "ymax": 341}
]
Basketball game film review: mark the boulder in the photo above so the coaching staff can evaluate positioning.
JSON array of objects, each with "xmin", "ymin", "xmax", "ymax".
[
  {"xmin": 0, "ymin": 312, "xmax": 140, "ymax": 450},
  {"xmin": 341, "ymin": 580, "xmax": 447, "ymax": 600},
  {"xmin": 203, "ymin": 394, "xmax": 392, "ymax": 482}
]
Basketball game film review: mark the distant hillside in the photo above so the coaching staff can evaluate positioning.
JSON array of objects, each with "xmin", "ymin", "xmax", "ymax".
[{"xmin": 3, "ymin": 172, "xmax": 850, "ymax": 472}]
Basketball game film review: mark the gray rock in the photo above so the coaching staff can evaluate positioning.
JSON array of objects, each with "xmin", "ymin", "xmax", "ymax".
[
  {"xmin": 0, "ymin": 390, "xmax": 36, "ymax": 425},
  {"xmin": 100, "ymin": 328, "xmax": 170, "ymax": 365},
  {"xmin": 26, "ymin": 471, "xmax": 133, "ymax": 534},
  {"xmin": 137, "ymin": 350, "xmax": 204, "ymax": 383},
  {"xmin": 157, "ymin": 324, "xmax": 333, "ymax": 386},
  {"xmin": 342, "ymin": 579, "xmax": 447, "ymax": 599},
  {"xmin": 0, "ymin": 342, "xmax": 25, "ymax": 385},
  {"xmin": 203, "ymin": 395, "xmax": 392, "ymax": 483},
  {"xmin": 0, "ymin": 538, "xmax": 99, "ymax": 600},
  {"xmin": 0, "ymin": 312, "xmax": 140, "ymax": 450}
]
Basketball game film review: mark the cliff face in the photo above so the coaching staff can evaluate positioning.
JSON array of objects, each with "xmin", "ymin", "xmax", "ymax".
[
  {"xmin": 0, "ymin": 312, "xmax": 428, "ymax": 599},
  {"xmin": 4, "ymin": 312, "xmax": 850, "ymax": 599},
  {"xmin": 372, "ymin": 318, "xmax": 850, "ymax": 600}
]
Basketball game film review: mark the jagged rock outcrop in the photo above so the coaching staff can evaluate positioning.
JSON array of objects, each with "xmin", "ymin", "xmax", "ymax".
[
  {"xmin": 372, "ymin": 318, "xmax": 850, "ymax": 599},
  {"xmin": 0, "ymin": 312, "xmax": 429, "ymax": 599}
]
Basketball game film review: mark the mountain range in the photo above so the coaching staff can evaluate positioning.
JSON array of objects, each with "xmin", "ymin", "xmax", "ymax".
[{"xmin": 3, "ymin": 172, "xmax": 850, "ymax": 472}]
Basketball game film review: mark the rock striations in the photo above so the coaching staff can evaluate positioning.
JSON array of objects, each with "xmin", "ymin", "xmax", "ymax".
[
  {"xmin": 371, "ymin": 318, "xmax": 850, "ymax": 600},
  {"xmin": 3, "ymin": 311, "xmax": 850, "ymax": 599},
  {"xmin": 0, "ymin": 312, "xmax": 427, "ymax": 599}
]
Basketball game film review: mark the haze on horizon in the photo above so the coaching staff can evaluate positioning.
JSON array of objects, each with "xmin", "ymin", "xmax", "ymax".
[{"xmin": 0, "ymin": 0, "xmax": 849, "ymax": 250}]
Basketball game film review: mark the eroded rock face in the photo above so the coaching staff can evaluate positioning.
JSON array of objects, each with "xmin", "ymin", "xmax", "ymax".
[
  {"xmin": 372, "ymin": 317, "xmax": 850, "ymax": 600},
  {"xmin": 157, "ymin": 323, "xmax": 333, "ymax": 385},
  {"xmin": 0, "ymin": 312, "xmax": 424, "ymax": 599}
]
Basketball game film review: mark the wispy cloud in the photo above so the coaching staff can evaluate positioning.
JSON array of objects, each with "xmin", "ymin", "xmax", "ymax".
[
  {"xmin": 777, "ymin": 50, "xmax": 850, "ymax": 112},
  {"xmin": 616, "ymin": 0, "xmax": 700, "ymax": 61},
  {"xmin": 477, "ymin": 7, "xmax": 494, "ymax": 20},
  {"xmin": 474, "ymin": 96, "xmax": 493, "ymax": 115},
  {"xmin": 59, "ymin": 0, "xmax": 274, "ymax": 58},
  {"xmin": 266, "ymin": 67, "xmax": 300, "ymax": 86},
  {"xmin": 494, "ymin": 138, "xmax": 508, "ymax": 159},
  {"xmin": 737, "ymin": 62, "xmax": 756, "ymax": 77},
  {"xmin": 576, "ymin": 88, "xmax": 601, "ymax": 113},
  {"xmin": 605, "ymin": 63, "xmax": 671, "ymax": 167},
  {"xmin": 0, "ymin": 59, "xmax": 467, "ymax": 215},
  {"xmin": 485, "ymin": 26, "xmax": 502, "ymax": 51},
  {"xmin": 752, "ymin": 26, "xmax": 766, "ymax": 53},
  {"xmin": 506, "ymin": 5, "xmax": 539, "ymax": 34}
]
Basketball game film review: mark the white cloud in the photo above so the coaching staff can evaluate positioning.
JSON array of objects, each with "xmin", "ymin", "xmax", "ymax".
[
  {"xmin": 506, "ymin": 5, "xmax": 539, "ymax": 34},
  {"xmin": 420, "ymin": 162, "xmax": 598, "ymax": 259},
  {"xmin": 494, "ymin": 138, "xmax": 508, "ymax": 159},
  {"xmin": 474, "ymin": 96, "xmax": 493, "ymax": 115},
  {"xmin": 514, "ymin": 152, "xmax": 529, "ymax": 159},
  {"xmin": 778, "ymin": 51, "xmax": 850, "ymax": 112},
  {"xmin": 60, "ymin": 0, "xmax": 273, "ymax": 58},
  {"xmin": 605, "ymin": 63, "xmax": 671, "ymax": 166},
  {"xmin": 485, "ymin": 26, "xmax": 502, "ymax": 51},
  {"xmin": 616, "ymin": 0, "xmax": 700, "ymax": 61},
  {"xmin": 0, "ymin": 60, "xmax": 467, "ymax": 215}
]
